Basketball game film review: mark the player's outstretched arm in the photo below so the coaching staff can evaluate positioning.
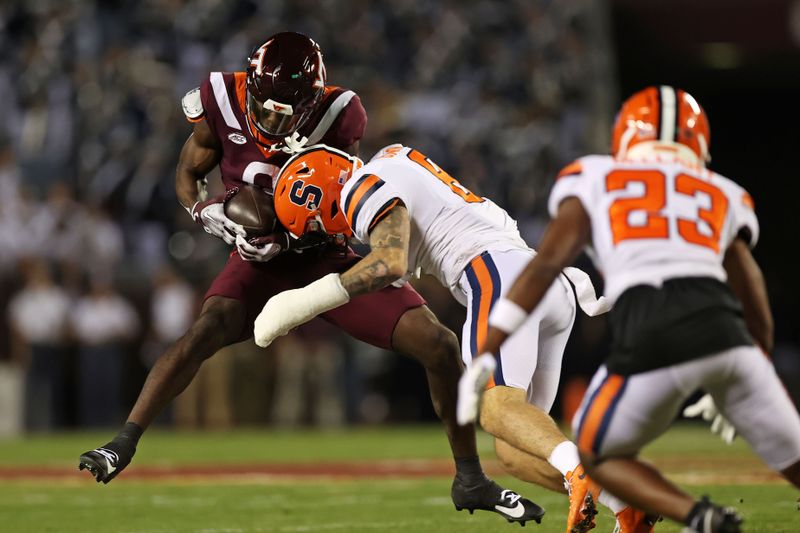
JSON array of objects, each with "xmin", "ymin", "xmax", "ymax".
[
  {"xmin": 177, "ymin": 122, "xmax": 246, "ymax": 245},
  {"xmin": 253, "ymin": 204, "xmax": 410, "ymax": 348},
  {"xmin": 458, "ymin": 197, "xmax": 590, "ymax": 425},
  {"xmin": 339, "ymin": 204, "xmax": 409, "ymax": 297},
  {"xmin": 485, "ymin": 197, "xmax": 590, "ymax": 354},
  {"xmin": 176, "ymin": 121, "xmax": 222, "ymax": 209},
  {"xmin": 723, "ymin": 238, "xmax": 774, "ymax": 353}
]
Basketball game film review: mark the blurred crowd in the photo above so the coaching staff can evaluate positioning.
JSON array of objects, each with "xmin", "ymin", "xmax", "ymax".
[{"xmin": 0, "ymin": 0, "xmax": 622, "ymax": 434}]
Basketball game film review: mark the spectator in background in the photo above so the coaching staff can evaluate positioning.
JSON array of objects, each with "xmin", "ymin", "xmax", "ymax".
[
  {"xmin": 142, "ymin": 264, "xmax": 196, "ymax": 368},
  {"xmin": 7, "ymin": 258, "xmax": 71, "ymax": 431},
  {"xmin": 71, "ymin": 276, "xmax": 139, "ymax": 427},
  {"xmin": 141, "ymin": 264, "xmax": 229, "ymax": 429},
  {"xmin": 272, "ymin": 322, "xmax": 345, "ymax": 427}
]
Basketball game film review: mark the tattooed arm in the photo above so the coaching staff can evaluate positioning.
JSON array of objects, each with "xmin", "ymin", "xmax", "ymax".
[
  {"xmin": 340, "ymin": 202, "xmax": 410, "ymax": 297},
  {"xmin": 253, "ymin": 201, "xmax": 410, "ymax": 348}
]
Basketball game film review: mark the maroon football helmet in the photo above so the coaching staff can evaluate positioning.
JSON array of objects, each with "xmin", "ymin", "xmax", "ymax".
[{"xmin": 246, "ymin": 32, "xmax": 327, "ymax": 139}]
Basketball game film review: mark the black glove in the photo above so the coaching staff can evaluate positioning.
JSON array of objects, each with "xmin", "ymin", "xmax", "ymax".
[{"xmin": 78, "ymin": 422, "xmax": 143, "ymax": 484}]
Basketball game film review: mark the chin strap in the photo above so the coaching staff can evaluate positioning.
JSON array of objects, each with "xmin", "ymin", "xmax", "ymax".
[{"xmin": 280, "ymin": 131, "xmax": 310, "ymax": 154}]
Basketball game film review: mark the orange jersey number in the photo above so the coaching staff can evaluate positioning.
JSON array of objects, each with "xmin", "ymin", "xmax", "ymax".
[
  {"xmin": 606, "ymin": 169, "xmax": 728, "ymax": 251},
  {"xmin": 675, "ymin": 173, "xmax": 729, "ymax": 252},
  {"xmin": 606, "ymin": 169, "xmax": 668, "ymax": 244},
  {"xmin": 407, "ymin": 149, "xmax": 484, "ymax": 203}
]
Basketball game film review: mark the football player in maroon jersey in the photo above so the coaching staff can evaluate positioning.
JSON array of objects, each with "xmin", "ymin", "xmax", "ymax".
[{"xmin": 78, "ymin": 32, "xmax": 543, "ymax": 525}]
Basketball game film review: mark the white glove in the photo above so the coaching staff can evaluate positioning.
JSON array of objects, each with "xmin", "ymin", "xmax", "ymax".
[
  {"xmin": 191, "ymin": 201, "xmax": 246, "ymax": 245},
  {"xmin": 235, "ymin": 234, "xmax": 285, "ymax": 262},
  {"xmin": 253, "ymin": 273, "xmax": 350, "ymax": 348},
  {"xmin": 563, "ymin": 267, "xmax": 611, "ymax": 317},
  {"xmin": 682, "ymin": 393, "xmax": 737, "ymax": 444},
  {"xmin": 456, "ymin": 353, "xmax": 497, "ymax": 426}
]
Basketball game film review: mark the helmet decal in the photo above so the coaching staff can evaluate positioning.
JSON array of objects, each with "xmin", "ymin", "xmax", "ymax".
[{"xmin": 273, "ymin": 145, "xmax": 358, "ymax": 238}]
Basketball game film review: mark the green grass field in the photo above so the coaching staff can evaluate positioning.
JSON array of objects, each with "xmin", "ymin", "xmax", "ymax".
[{"xmin": 0, "ymin": 424, "xmax": 797, "ymax": 532}]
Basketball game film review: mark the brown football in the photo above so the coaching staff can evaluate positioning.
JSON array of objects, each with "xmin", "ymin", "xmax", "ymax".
[{"xmin": 224, "ymin": 185, "xmax": 277, "ymax": 237}]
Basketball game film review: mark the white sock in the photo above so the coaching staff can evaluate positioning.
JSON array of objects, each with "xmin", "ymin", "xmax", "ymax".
[
  {"xmin": 598, "ymin": 490, "xmax": 627, "ymax": 514},
  {"xmin": 547, "ymin": 440, "xmax": 580, "ymax": 477}
]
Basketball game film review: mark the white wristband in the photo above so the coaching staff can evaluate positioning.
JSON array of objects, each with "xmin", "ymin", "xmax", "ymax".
[
  {"xmin": 488, "ymin": 297, "xmax": 528, "ymax": 334},
  {"xmin": 304, "ymin": 273, "xmax": 351, "ymax": 316}
]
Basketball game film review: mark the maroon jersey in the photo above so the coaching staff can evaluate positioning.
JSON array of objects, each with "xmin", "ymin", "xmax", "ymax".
[
  {"xmin": 185, "ymin": 71, "xmax": 367, "ymax": 193},
  {"xmin": 181, "ymin": 71, "xmax": 424, "ymax": 347}
]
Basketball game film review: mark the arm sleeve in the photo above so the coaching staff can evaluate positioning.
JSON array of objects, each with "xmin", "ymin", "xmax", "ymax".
[
  {"xmin": 340, "ymin": 173, "xmax": 402, "ymax": 242},
  {"xmin": 321, "ymin": 93, "xmax": 367, "ymax": 149},
  {"xmin": 548, "ymin": 159, "xmax": 594, "ymax": 218}
]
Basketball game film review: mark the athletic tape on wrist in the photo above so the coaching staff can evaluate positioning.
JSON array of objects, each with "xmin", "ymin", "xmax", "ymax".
[{"xmin": 488, "ymin": 297, "xmax": 528, "ymax": 334}]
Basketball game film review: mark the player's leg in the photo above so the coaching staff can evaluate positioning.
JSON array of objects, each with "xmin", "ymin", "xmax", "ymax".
[
  {"xmin": 574, "ymin": 366, "xmax": 693, "ymax": 522},
  {"xmin": 79, "ymin": 251, "xmax": 265, "ymax": 482},
  {"xmin": 391, "ymin": 305, "xmax": 476, "ymax": 458},
  {"xmin": 125, "ymin": 248, "xmax": 290, "ymax": 430},
  {"xmin": 323, "ymin": 283, "xmax": 545, "ymax": 525},
  {"xmin": 493, "ymin": 436, "xmax": 566, "ymax": 492},
  {"xmin": 482, "ymin": 276, "xmax": 576, "ymax": 468},
  {"xmin": 464, "ymin": 252, "xmax": 579, "ymax": 480},
  {"xmin": 317, "ymin": 248, "xmax": 474, "ymax": 458},
  {"xmin": 128, "ymin": 295, "xmax": 246, "ymax": 429},
  {"xmin": 574, "ymin": 361, "xmax": 740, "ymax": 530},
  {"xmin": 705, "ymin": 345, "xmax": 800, "ymax": 489}
]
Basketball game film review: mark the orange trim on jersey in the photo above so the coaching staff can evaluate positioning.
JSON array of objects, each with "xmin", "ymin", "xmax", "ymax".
[
  {"xmin": 470, "ymin": 256, "xmax": 497, "ymax": 389},
  {"xmin": 368, "ymin": 199, "xmax": 400, "ymax": 230},
  {"xmin": 186, "ymin": 115, "xmax": 205, "ymax": 123},
  {"xmin": 557, "ymin": 161, "xmax": 583, "ymax": 180},
  {"xmin": 577, "ymin": 374, "xmax": 625, "ymax": 454},
  {"xmin": 742, "ymin": 192, "xmax": 755, "ymax": 210},
  {"xmin": 346, "ymin": 174, "xmax": 382, "ymax": 226},
  {"xmin": 233, "ymin": 72, "xmax": 247, "ymax": 112}
]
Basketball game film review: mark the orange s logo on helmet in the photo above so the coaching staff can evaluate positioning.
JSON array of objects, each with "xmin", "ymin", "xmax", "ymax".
[
  {"xmin": 274, "ymin": 145, "xmax": 362, "ymax": 238},
  {"xmin": 611, "ymin": 86, "xmax": 710, "ymax": 165}
]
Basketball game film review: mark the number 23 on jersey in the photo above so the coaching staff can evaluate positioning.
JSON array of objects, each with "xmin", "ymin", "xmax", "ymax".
[{"xmin": 606, "ymin": 169, "xmax": 729, "ymax": 252}]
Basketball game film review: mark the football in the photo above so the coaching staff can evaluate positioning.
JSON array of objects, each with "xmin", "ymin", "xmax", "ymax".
[{"xmin": 224, "ymin": 184, "xmax": 277, "ymax": 237}]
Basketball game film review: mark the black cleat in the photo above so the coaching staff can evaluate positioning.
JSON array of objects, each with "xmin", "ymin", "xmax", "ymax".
[
  {"xmin": 452, "ymin": 476, "xmax": 545, "ymax": 526},
  {"xmin": 685, "ymin": 496, "xmax": 743, "ymax": 533}
]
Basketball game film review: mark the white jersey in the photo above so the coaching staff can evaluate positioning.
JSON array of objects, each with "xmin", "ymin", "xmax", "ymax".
[
  {"xmin": 340, "ymin": 145, "xmax": 528, "ymax": 296},
  {"xmin": 549, "ymin": 155, "xmax": 759, "ymax": 304}
]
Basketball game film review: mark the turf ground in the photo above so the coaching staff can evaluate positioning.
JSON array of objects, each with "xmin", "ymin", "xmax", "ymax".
[{"xmin": 0, "ymin": 424, "xmax": 797, "ymax": 532}]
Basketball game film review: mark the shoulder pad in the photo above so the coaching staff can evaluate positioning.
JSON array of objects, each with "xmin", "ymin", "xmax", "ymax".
[{"xmin": 182, "ymin": 88, "xmax": 204, "ymax": 120}]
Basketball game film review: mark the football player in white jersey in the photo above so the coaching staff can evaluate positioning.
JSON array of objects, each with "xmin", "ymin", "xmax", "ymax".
[
  {"xmin": 252, "ymin": 143, "xmax": 647, "ymax": 533},
  {"xmin": 462, "ymin": 86, "xmax": 800, "ymax": 533}
]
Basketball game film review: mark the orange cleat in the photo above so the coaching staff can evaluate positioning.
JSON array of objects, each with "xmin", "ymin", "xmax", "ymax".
[
  {"xmin": 613, "ymin": 506, "xmax": 661, "ymax": 533},
  {"xmin": 565, "ymin": 465, "xmax": 600, "ymax": 533}
]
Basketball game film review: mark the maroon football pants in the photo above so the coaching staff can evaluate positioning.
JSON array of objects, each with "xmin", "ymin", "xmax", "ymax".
[{"xmin": 204, "ymin": 247, "xmax": 425, "ymax": 348}]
